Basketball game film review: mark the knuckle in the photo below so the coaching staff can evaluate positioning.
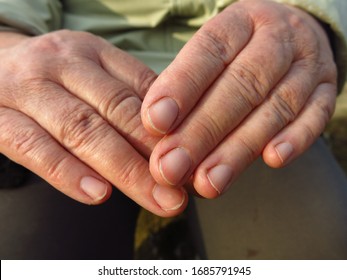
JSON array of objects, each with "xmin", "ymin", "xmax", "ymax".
[
  {"xmin": 319, "ymin": 98, "xmax": 335, "ymax": 122},
  {"xmin": 234, "ymin": 134, "xmax": 260, "ymax": 165},
  {"xmin": 300, "ymin": 122, "xmax": 316, "ymax": 147},
  {"xmin": 12, "ymin": 129, "xmax": 40, "ymax": 156},
  {"xmin": 10, "ymin": 33, "xmax": 77, "ymax": 89},
  {"xmin": 196, "ymin": 28, "xmax": 231, "ymax": 66},
  {"xmin": 27, "ymin": 31, "xmax": 74, "ymax": 59},
  {"xmin": 31, "ymin": 32, "xmax": 64, "ymax": 53},
  {"xmin": 59, "ymin": 106, "xmax": 107, "ymax": 151},
  {"xmin": 197, "ymin": 8, "xmax": 253, "ymax": 67},
  {"xmin": 13, "ymin": 129, "xmax": 47, "ymax": 157},
  {"xmin": 0, "ymin": 111, "xmax": 31, "ymax": 152},
  {"xmin": 172, "ymin": 67, "xmax": 203, "ymax": 101},
  {"xmin": 116, "ymin": 102, "xmax": 143, "ymax": 140},
  {"xmin": 46, "ymin": 156, "xmax": 71, "ymax": 185},
  {"xmin": 24, "ymin": 30, "xmax": 95, "ymax": 71},
  {"xmin": 117, "ymin": 157, "xmax": 145, "ymax": 191},
  {"xmin": 187, "ymin": 114, "xmax": 225, "ymax": 152},
  {"xmin": 5, "ymin": 121, "xmax": 51, "ymax": 161},
  {"xmin": 101, "ymin": 86, "xmax": 137, "ymax": 119},
  {"xmin": 300, "ymin": 91, "xmax": 336, "ymax": 148},
  {"xmin": 100, "ymin": 87, "xmax": 142, "ymax": 133},
  {"xmin": 30, "ymin": 30, "xmax": 90, "ymax": 52},
  {"xmin": 229, "ymin": 62, "xmax": 267, "ymax": 108},
  {"xmin": 269, "ymin": 90, "xmax": 299, "ymax": 126},
  {"xmin": 311, "ymin": 89, "xmax": 336, "ymax": 124}
]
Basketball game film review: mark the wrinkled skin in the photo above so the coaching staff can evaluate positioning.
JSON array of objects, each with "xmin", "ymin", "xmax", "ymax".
[
  {"xmin": 0, "ymin": 0, "xmax": 337, "ymax": 216},
  {"xmin": 141, "ymin": 0, "xmax": 337, "ymax": 198},
  {"xmin": 0, "ymin": 31, "xmax": 187, "ymax": 217}
]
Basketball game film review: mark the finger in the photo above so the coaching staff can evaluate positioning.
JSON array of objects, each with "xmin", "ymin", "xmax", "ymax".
[
  {"xmin": 141, "ymin": 3, "xmax": 253, "ymax": 135},
  {"xmin": 8, "ymin": 82, "xmax": 186, "ymax": 217},
  {"xmin": 147, "ymin": 24, "xmax": 298, "ymax": 188},
  {"xmin": 57, "ymin": 59, "xmax": 160, "ymax": 158},
  {"xmin": 263, "ymin": 82, "xmax": 336, "ymax": 168},
  {"xmin": 95, "ymin": 38, "xmax": 158, "ymax": 100},
  {"xmin": 191, "ymin": 74, "xmax": 332, "ymax": 198},
  {"xmin": 0, "ymin": 107, "xmax": 112, "ymax": 205}
]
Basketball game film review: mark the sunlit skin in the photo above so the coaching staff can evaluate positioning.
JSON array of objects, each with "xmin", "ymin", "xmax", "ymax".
[
  {"xmin": 0, "ymin": 0, "xmax": 337, "ymax": 216},
  {"xmin": 142, "ymin": 0, "xmax": 337, "ymax": 198}
]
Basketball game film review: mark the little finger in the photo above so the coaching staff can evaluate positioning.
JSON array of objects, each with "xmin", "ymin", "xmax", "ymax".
[
  {"xmin": 0, "ymin": 107, "xmax": 112, "ymax": 204},
  {"xmin": 263, "ymin": 82, "xmax": 337, "ymax": 168}
]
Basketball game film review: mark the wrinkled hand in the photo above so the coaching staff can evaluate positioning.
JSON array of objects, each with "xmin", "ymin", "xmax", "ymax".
[
  {"xmin": 141, "ymin": 0, "xmax": 337, "ymax": 198},
  {"xmin": 0, "ymin": 30, "xmax": 187, "ymax": 216}
]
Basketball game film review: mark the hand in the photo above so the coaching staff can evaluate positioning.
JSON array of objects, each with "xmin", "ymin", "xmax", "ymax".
[
  {"xmin": 141, "ymin": 0, "xmax": 337, "ymax": 198},
  {"xmin": 0, "ymin": 30, "xmax": 187, "ymax": 216}
]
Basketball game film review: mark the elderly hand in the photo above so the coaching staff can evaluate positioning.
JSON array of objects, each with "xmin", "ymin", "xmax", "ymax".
[
  {"xmin": 141, "ymin": 0, "xmax": 337, "ymax": 198},
  {"xmin": 0, "ymin": 30, "xmax": 187, "ymax": 216}
]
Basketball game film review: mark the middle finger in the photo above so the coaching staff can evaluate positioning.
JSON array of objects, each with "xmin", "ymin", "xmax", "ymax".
[
  {"xmin": 148, "ymin": 28, "xmax": 295, "ymax": 188},
  {"xmin": 57, "ymin": 59, "xmax": 160, "ymax": 158},
  {"xmin": 9, "ymin": 80, "xmax": 186, "ymax": 216}
]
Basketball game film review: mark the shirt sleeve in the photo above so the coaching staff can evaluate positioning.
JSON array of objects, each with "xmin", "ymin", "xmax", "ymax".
[
  {"xmin": 0, "ymin": 0, "xmax": 62, "ymax": 35},
  {"xmin": 273, "ymin": 0, "xmax": 347, "ymax": 93}
]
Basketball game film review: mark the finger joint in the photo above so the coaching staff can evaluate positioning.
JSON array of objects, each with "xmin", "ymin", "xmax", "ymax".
[{"xmin": 59, "ymin": 106, "xmax": 108, "ymax": 152}]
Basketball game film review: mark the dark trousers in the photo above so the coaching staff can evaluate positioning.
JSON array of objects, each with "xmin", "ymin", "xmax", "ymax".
[{"xmin": 0, "ymin": 174, "xmax": 139, "ymax": 259}]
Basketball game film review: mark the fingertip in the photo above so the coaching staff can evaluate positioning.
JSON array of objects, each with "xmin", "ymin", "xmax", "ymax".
[
  {"xmin": 158, "ymin": 147, "xmax": 192, "ymax": 186},
  {"xmin": 263, "ymin": 142, "xmax": 294, "ymax": 168},
  {"xmin": 152, "ymin": 184, "xmax": 188, "ymax": 217},
  {"xmin": 206, "ymin": 164, "xmax": 233, "ymax": 195},
  {"xmin": 193, "ymin": 167, "xmax": 229, "ymax": 199},
  {"xmin": 263, "ymin": 149, "xmax": 283, "ymax": 168},
  {"xmin": 142, "ymin": 97, "xmax": 179, "ymax": 136},
  {"xmin": 80, "ymin": 176, "xmax": 112, "ymax": 205}
]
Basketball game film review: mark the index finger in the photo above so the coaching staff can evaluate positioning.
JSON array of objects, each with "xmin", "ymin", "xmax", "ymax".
[
  {"xmin": 141, "ymin": 3, "xmax": 253, "ymax": 135},
  {"xmin": 15, "ymin": 83, "xmax": 187, "ymax": 217}
]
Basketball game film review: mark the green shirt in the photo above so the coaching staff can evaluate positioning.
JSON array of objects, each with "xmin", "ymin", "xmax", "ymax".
[{"xmin": 0, "ymin": 0, "xmax": 346, "ymax": 89}]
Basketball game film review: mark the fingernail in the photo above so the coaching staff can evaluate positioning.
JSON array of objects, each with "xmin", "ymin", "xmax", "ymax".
[
  {"xmin": 207, "ymin": 164, "xmax": 233, "ymax": 194},
  {"xmin": 275, "ymin": 142, "xmax": 294, "ymax": 164},
  {"xmin": 152, "ymin": 184, "xmax": 185, "ymax": 211},
  {"xmin": 80, "ymin": 176, "xmax": 108, "ymax": 202},
  {"xmin": 147, "ymin": 97, "xmax": 179, "ymax": 134},
  {"xmin": 159, "ymin": 147, "xmax": 191, "ymax": 185}
]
